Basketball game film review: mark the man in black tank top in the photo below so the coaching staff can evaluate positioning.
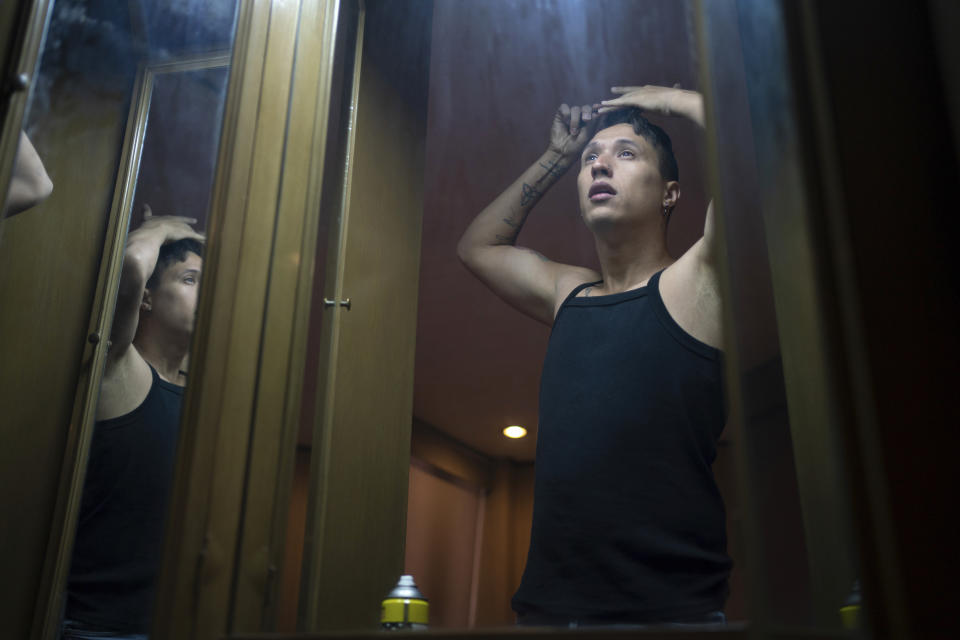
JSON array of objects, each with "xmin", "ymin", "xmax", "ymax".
[
  {"xmin": 63, "ymin": 208, "xmax": 203, "ymax": 638},
  {"xmin": 458, "ymin": 86, "xmax": 730, "ymax": 625}
]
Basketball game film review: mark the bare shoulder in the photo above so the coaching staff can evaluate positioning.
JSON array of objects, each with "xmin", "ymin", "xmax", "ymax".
[
  {"xmin": 96, "ymin": 346, "xmax": 153, "ymax": 421},
  {"xmin": 659, "ymin": 238, "xmax": 723, "ymax": 349},
  {"xmin": 552, "ymin": 265, "xmax": 602, "ymax": 318}
]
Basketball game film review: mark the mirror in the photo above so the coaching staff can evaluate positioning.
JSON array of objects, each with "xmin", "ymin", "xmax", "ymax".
[
  {"xmin": 63, "ymin": 52, "xmax": 231, "ymax": 637},
  {"xmin": 284, "ymin": 0, "xmax": 762, "ymax": 632},
  {"xmin": 0, "ymin": 0, "xmax": 238, "ymax": 637},
  {"xmin": 287, "ymin": 0, "xmax": 856, "ymax": 633},
  {"xmin": 0, "ymin": 0, "xmax": 863, "ymax": 635}
]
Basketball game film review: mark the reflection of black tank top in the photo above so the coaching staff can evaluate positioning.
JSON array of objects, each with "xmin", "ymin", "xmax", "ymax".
[
  {"xmin": 66, "ymin": 364, "xmax": 184, "ymax": 632},
  {"xmin": 512, "ymin": 270, "xmax": 731, "ymax": 622}
]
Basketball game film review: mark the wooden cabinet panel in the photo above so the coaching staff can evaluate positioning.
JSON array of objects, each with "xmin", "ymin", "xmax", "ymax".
[{"xmin": 299, "ymin": 1, "xmax": 433, "ymax": 630}]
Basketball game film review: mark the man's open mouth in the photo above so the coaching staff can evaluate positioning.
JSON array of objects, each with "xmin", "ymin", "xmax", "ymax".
[{"xmin": 589, "ymin": 182, "xmax": 616, "ymax": 200}]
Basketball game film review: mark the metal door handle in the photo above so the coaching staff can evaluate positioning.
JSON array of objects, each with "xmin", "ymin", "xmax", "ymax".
[{"xmin": 323, "ymin": 297, "xmax": 351, "ymax": 310}]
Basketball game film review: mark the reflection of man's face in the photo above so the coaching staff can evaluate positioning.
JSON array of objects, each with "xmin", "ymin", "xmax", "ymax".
[
  {"xmin": 147, "ymin": 252, "xmax": 202, "ymax": 336},
  {"xmin": 577, "ymin": 123, "xmax": 665, "ymax": 230}
]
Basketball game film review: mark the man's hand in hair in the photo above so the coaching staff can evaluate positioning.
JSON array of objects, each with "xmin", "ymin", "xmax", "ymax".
[
  {"xmin": 548, "ymin": 103, "xmax": 600, "ymax": 167},
  {"xmin": 130, "ymin": 204, "xmax": 205, "ymax": 247},
  {"xmin": 121, "ymin": 206, "xmax": 204, "ymax": 309},
  {"xmin": 599, "ymin": 85, "xmax": 705, "ymax": 128}
]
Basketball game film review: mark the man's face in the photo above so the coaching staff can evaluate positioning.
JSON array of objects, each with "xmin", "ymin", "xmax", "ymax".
[
  {"xmin": 147, "ymin": 252, "xmax": 202, "ymax": 336},
  {"xmin": 577, "ymin": 123, "xmax": 667, "ymax": 230}
]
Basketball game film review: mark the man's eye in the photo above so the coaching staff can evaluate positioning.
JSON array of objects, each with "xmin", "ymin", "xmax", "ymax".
[
  {"xmin": 584, "ymin": 153, "xmax": 598, "ymax": 163},
  {"xmin": 184, "ymin": 276, "xmax": 197, "ymax": 284},
  {"xmin": 619, "ymin": 150, "xmax": 635, "ymax": 158}
]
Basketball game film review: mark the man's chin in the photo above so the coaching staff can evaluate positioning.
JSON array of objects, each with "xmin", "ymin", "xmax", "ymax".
[
  {"xmin": 582, "ymin": 207, "xmax": 624, "ymax": 230},
  {"xmin": 173, "ymin": 323, "xmax": 195, "ymax": 343}
]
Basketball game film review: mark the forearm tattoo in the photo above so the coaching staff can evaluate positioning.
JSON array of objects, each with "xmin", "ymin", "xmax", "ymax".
[
  {"xmin": 520, "ymin": 182, "xmax": 541, "ymax": 207},
  {"xmin": 521, "ymin": 156, "xmax": 566, "ymax": 208},
  {"xmin": 495, "ymin": 215, "xmax": 518, "ymax": 245},
  {"xmin": 538, "ymin": 159, "xmax": 567, "ymax": 180},
  {"xmin": 495, "ymin": 155, "xmax": 568, "ymax": 246}
]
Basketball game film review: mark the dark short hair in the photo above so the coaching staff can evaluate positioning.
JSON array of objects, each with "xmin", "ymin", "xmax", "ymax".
[
  {"xmin": 146, "ymin": 238, "xmax": 204, "ymax": 289},
  {"xmin": 593, "ymin": 107, "xmax": 679, "ymax": 182}
]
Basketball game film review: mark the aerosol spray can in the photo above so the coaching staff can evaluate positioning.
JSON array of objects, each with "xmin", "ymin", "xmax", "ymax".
[
  {"xmin": 381, "ymin": 574, "xmax": 429, "ymax": 630},
  {"xmin": 839, "ymin": 579, "xmax": 861, "ymax": 630}
]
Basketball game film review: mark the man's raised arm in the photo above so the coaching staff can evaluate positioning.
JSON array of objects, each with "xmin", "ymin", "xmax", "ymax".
[
  {"xmin": 457, "ymin": 104, "xmax": 600, "ymax": 325},
  {"xmin": 601, "ymin": 85, "xmax": 723, "ymax": 347},
  {"xmin": 599, "ymin": 85, "xmax": 711, "ymax": 252}
]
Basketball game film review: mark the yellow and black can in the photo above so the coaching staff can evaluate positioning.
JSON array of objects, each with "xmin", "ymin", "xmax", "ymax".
[{"xmin": 381, "ymin": 575, "xmax": 428, "ymax": 630}]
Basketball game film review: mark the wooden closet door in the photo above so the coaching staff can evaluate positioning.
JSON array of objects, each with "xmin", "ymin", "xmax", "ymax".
[{"xmin": 299, "ymin": 0, "xmax": 434, "ymax": 631}]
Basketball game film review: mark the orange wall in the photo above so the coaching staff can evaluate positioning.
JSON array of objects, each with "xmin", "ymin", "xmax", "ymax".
[
  {"xmin": 277, "ymin": 448, "xmax": 311, "ymax": 631},
  {"xmin": 473, "ymin": 460, "xmax": 535, "ymax": 626},
  {"xmin": 278, "ymin": 422, "xmax": 536, "ymax": 631},
  {"xmin": 405, "ymin": 461, "xmax": 482, "ymax": 627},
  {"xmin": 406, "ymin": 420, "xmax": 534, "ymax": 628}
]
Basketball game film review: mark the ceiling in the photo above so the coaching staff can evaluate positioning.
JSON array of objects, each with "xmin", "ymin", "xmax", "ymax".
[{"xmin": 413, "ymin": 0, "xmax": 709, "ymax": 461}]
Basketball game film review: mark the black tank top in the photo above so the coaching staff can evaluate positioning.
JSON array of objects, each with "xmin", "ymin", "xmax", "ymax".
[
  {"xmin": 66, "ymin": 364, "xmax": 184, "ymax": 631},
  {"xmin": 512, "ymin": 270, "xmax": 731, "ymax": 622}
]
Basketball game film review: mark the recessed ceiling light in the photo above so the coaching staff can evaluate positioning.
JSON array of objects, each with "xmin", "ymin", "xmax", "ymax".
[{"xmin": 503, "ymin": 425, "xmax": 527, "ymax": 439}]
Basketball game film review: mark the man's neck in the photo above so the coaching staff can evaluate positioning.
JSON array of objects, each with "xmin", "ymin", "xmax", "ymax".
[
  {"xmin": 134, "ymin": 333, "xmax": 190, "ymax": 384},
  {"xmin": 592, "ymin": 225, "xmax": 673, "ymax": 292}
]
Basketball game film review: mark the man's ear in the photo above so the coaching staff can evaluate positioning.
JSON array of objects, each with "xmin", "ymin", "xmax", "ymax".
[
  {"xmin": 141, "ymin": 289, "xmax": 153, "ymax": 313},
  {"xmin": 663, "ymin": 181, "xmax": 681, "ymax": 209}
]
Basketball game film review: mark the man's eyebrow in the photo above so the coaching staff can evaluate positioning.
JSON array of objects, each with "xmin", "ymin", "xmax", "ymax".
[{"xmin": 582, "ymin": 138, "xmax": 642, "ymax": 156}]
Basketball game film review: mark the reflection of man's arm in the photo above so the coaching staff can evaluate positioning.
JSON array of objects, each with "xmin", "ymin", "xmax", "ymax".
[
  {"xmin": 2, "ymin": 131, "xmax": 53, "ymax": 217},
  {"xmin": 602, "ymin": 85, "xmax": 722, "ymax": 347},
  {"xmin": 457, "ymin": 104, "xmax": 601, "ymax": 325},
  {"xmin": 599, "ymin": 85, "xmax": 705, "ymax": 128}
]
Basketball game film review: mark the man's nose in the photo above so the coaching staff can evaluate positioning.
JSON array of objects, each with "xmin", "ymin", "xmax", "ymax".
[{"xmin": 591, "ymin": 156, "xmax": 611, "ymax": 177}]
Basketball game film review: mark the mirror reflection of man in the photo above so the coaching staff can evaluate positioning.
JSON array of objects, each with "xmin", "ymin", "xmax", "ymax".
[
  {"xmin": 2, "ymin": 131, "xmax": 54, "ymax": 218},
  {"xmin": 459, "ymin": 86, "xmax": 730, "ymax": 627},
  {"xmin": 62, "ymin": 207, "xmax": 203, "ymax": 639}
]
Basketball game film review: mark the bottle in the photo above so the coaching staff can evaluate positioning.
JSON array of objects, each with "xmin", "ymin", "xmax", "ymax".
[
  {"xmin": 381, "ymin": 574, "xmax": 429, "ymax": 630},
  {"xmin": 840, "ymin": 579, "xmax": 861, "ymax": 630}
]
